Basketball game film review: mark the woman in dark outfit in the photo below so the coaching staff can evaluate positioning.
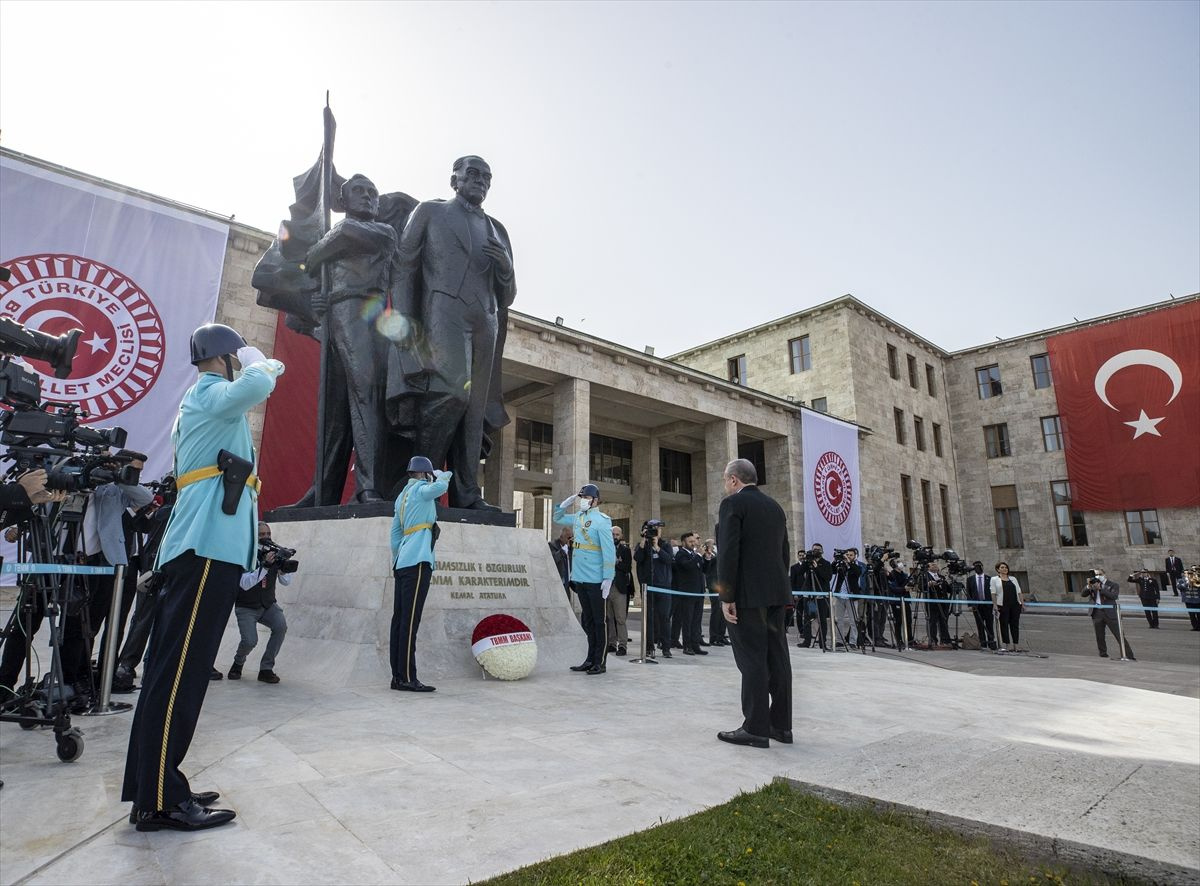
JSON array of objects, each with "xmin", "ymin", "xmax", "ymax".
[{"xmin": 989, "ymin": 562, "xmax": 1025, "ymax": 652}]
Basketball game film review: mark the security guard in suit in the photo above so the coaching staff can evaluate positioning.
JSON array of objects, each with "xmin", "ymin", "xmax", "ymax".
[
  {"xmin": 390, "ymin": 456, "xmax": 451, "ymax": 692},
  {"xmin": 122, "ymin": 323, "xmax": 283, "ymax": 832},
  {"xmin": 553, "ymin": 483, "xmax": 616, "ymax": 674}
]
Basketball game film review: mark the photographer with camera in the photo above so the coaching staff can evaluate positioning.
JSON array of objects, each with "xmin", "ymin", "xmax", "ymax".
[
  {"xmin": 791, "ymin": 543, "xmax": 832, "ymax": 649},
  {"xmin": 831, "ymin": 548, "xmax": 862, "ymax": 649},
  {"xmin": 1, "ymin": 469, "xmax": 64, "ymax": 527},
  {"xmin": 606, "ymin": 525, "xmax": 633, "ymax": 656},
  {"xmin": 919, "ymin": 558, "xmax": 954, "ymax": 649},
  {"xmin": 1085, "ymin": 570, "xmax": 1135, "ymax": 659},
  {"xmin": 633, "ymin": 519, "xmax": 674, "ymax": 658},
  {"xmin": 122, "ymin": 324, "xmax": 283, "ymax": 833},
  {"xmin": 58, "ymin": 451, "xmax": 152, "ymax": 709},
  {"xmin": 225, "ymin": 523, "xmax": 295, "ymax": 683},
  {"xmin": 884, "ymin": 556, "xmax": 913, "ymax": 648}
]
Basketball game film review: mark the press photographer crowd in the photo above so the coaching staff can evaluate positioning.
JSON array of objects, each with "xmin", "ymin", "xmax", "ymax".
[{"xmin": 1, "ymin": 311, "xmax": 1198, "ymax": 831}]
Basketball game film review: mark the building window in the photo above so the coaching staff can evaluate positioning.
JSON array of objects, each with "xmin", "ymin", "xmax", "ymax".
[
  {"xmin": 514, "ymin": 418, "xmax": 553, "ymax": 473},
  {"xmin": 932, "ymin": 423, "xmax": 943, "ymax": 457},
  {"xmin": 589, "ymin": 434, "xmax": 632, "ymax": 487},
  {"xmin": 738, "ymin": 440, "xmax": 767, "ymax": 485},
  {"xmin": 939, "ymin": 483, "xmax": 952, "ymax": 548},
  {"xmin": 976, "ymin": 364, "xmax": 1003, "ymax": 399},
  {"xmin": 1041, "ymin": 415, "xmax": 1063, "ymax": 452},
  {"xmin": 920, "ymin": 479, "xmax": 934, "ymax": 544},
  {"xmin": 659, "ymin": 448, "xmax": 692, "ymax": 495},
  {"xmin": 907, "ymin": 354, "xmax": 918, "ymax": 389},
  {"xmin": 992, "ymin": 485, "xmax": 1024, "ymax": 548},
  {"xmin": 887, "ymin": 344, "xmax": 899, "ymax": 380},
  {"xmin": 914, "ymin": 416, "xmax": 926, "ymax": 452},
  {"xmin": 1031, "ymin": 353, "xmax": 1053, "ymax": 389},
  {"xmin": 894, "ymin": 408, "xmax": 906, "ymax": 445},
  {"xmin": 983, "ymin": 423, "xmax": 1011, "ymax": 458},
  {"xmin": 1125, "ymin": 509, "xmax": 1162, "ymax": 545},
  {"xmin": 811, "ymin": 397, "xmax": 828, "ymax": 413},
  {"xmin": 789, "ymin": 336, "xmax": 811, "ymax": 373},
  {"xmin": 1051, "ymin": 480, "xmax": 1088, "ymax": 546},
  {"xmin": 925, "ymin": 363, "xmax": 937, "ymax": 396},
  {"xmin": 727, "ymin": 354, "xmax": 747, "ymax": 386},
  {"xmin": 900, "ymin": 475, "xmax": 914, "ymax": 542}
]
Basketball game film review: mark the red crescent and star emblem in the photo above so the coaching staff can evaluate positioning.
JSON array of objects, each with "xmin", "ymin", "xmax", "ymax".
[
  {"xmin": 0, "ymin": 253, "xmax": 165, "ymax": 421},
  {"xmin": 813, "ymin": 450, "xmax": 853, "ymax": 526}
]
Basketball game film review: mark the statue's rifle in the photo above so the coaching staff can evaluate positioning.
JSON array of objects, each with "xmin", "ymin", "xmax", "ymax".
[{"xmin": 313, "ymin": 92, "xmax": 336, "ymax": 506}]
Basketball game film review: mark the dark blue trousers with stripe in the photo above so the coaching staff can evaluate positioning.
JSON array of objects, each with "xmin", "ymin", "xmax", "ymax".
[
  {"xmin": 122, "ymin": 552, "xmax": 240, "ymax": 811},
  {"xmin": 391, "ymin": 564, "xmax": 432, "ymax": 683}
]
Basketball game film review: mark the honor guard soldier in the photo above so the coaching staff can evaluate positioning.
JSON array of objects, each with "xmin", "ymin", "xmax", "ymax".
[
  {"xmin": 123, "ymin": 323, "xmax": 283, "ymax": 832},
  {"xmin": 553, "ymin": 483, "xmax": 616, "ymax": 674},
  {"xmin": 390, "ymin": 456, "xmax": 451, "ymax": 692}
]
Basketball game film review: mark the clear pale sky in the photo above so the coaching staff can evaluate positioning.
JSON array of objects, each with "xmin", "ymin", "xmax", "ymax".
[{"xmin": 1, "ymin": 0, "xmax": 1196, "ymax": 356}]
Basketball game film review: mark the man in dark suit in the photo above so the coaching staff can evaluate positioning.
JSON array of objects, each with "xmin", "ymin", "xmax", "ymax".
[
  {"xmin": 672, "ymin": 532, "xmax": 712, "ymax": 655},
  {"xmin": 715, "ymin": 458, "xmax": 792, "ymax": 748},
  {"xmin": 966, "ymin": 561, "xmax": 995, "ymax": 650},
  {"xmin": 1084, "ymin": 571, "xmax": 1135, "ymax": 660},
  {"xmin": 1165, "ymin": 550, "xmax": 1184, "ymax": 596},
  {"xmin": 389, "ymin": 155, "xmax": 515, "ymax": 511}
]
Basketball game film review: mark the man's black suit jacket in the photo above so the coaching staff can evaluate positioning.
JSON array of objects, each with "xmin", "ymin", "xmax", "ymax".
[
  {"xmin": 716, "ymin": 486, "xmax": 790, "ymax": 608},
  {"xmin": 673, "ymin": 547, "xmax": 711, "ymax": 594},
  {"xmin": 966, "ymin": 572, "xmax": 992, "ymax": 602}
]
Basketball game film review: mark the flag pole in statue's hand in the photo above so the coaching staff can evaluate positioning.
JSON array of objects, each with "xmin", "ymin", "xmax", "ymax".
[{"xmin": 313, "ymin": 91, "xmax": 336, "ymax": 507}]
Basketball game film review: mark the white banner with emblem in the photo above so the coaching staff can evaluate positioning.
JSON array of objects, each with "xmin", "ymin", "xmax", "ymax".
[
  {"xmin": 801, "ymin": 409, "xmax": 862, "ymax": 553},
  {"xmin": 1, "ymin": 153, "xmax": 229, "ymax": 577}
]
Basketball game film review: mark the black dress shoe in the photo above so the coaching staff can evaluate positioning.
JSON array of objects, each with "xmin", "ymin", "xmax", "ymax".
[
  {"xmin": 672, "ymin": 641, "xmax": 683, "ymax": 649},
  {"xmin": 257, "ymin": 670, "xmax": 281, "ymax": 684},
  {"xmin": 770, "ymin": 728, "xmax": 794, "ymax": 744},
  {"xmin": 717, "ymin": 728, "xmax": 769, "ymax": 749},
  {"xmin": 569, "ymin": 662, "xmax": 594, "ymax": 672},
  {"xmin": 693, "ymin": 648, "xmax": 708, "ymax": 656},
  {"xmin": 660, "ymin": 649, "xmax": 673, "ymax": 659},
  {"xmin": 465, "ymin": 499, "xmax": 502, "ymax": 512},
  {"xmin": 606, "ymin": 644, "xmax": 617, "ymax": 653},
  {"xmin": 698, "ymin": 639, "xmax": 711, "ymax": 646},
  {"xmin": 128, "ymin": 791, "xmax": 220, "ymax": 824},
  {"xmin": 615, "ymin": 646, "xmax": 627, "ymax": 656},
  {"xmin": 683, "ymin": 648, "xmax": 696, "ymax": 655},
  {"xmin": 1099, "ymin": 651, "xmax": 1109, "ymax": 658},
  {"xmin": 209, "ymin": 667, "xmax": 223, "ymax": 681},
  {"xmin": 135, "ymin": 799, "xmax": 236, "ymax": 832},
  {"xmin": 585, "ymin": 665, "xmax": 606, "ymax": 675},
  {"xmin": 391, "ymin": 678, "xmax": 436, "ymax": 692},
  {"xmin": 797, "ymin": 641, "xmax": 811, "ymax": 648}
]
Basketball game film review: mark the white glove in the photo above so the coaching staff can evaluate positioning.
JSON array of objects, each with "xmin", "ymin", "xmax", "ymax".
[
  {"xmin": 601, "ymin": 579, "xmax": 612, "ymax": 599},
  {"xmin": 236, "ymin": 346, "xmax": 267, "ymax": 367},
  {"xmin": 433, "ymin": 469, "xmax": 449, "ymax": 479},
  {"xmin": 559, "ymin": 493, "xmax": 578, "ymax": 509}
]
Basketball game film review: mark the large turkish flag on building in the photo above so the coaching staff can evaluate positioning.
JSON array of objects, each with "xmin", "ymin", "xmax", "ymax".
[{"xmin": 1046, "ymin": 299, "xmax": 1200, "ymax": 510}]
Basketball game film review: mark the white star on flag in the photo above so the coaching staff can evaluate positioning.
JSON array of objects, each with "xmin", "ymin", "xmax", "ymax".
[
  {"xmin": 84, "ymin": 332, "xmax": 110, "ymax": 354},
  {"xmin": 1123, "ymin": 410, "xmax": 1164, "ymax": 439}
]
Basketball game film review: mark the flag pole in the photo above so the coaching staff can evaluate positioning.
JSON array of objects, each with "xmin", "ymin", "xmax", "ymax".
[{"xmin": 312, "ymin": 92, "xmax": 336, "ymax": 506}]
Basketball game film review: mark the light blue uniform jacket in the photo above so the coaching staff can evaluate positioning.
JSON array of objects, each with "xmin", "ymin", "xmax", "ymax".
[
  {"xmin": 552, "ymin": 504, "xmax": 616, "ymax": 584},
  {"xmin": 155, "ymin": 362, "xmax": 281, "ymax": 572},
  {"xmin": 391, "ymin": 472, "xmax": 452, "ymax": 570}
]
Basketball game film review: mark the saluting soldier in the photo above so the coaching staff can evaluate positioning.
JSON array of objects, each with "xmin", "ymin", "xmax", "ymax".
[
  {"xmin": 389, "ymin": 456, "xmax": 451, "ymax": 692},
  {"xmin": 553, "ymin": 483, "xmax": 616, "ymax": 674},
  {"xmin": 123, "ymin": 324, "xmax": 283, "ymax": 832}
]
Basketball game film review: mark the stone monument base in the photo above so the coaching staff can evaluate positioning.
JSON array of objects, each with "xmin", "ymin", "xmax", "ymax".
[{"xmin": 216, "ymin": 516, "xmax": 581, "ymax": 685}]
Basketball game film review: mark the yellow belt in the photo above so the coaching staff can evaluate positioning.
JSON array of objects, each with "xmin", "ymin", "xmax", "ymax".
[
  {"xmin": 176, "ymin": 465, "xmax": 261, "ymax": 495},
  {"xmin": 573, "ymin": 542, "xmax": 601, "ymax": 552},
  {"xmin": 404, "ymin": 522, "xmax": 433, "ymax": 536}
]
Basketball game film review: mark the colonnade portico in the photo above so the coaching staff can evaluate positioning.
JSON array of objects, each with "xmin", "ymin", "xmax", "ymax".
[{"xmin": 488, "ymin": 311, "xmax": 807, "ymax": 542}]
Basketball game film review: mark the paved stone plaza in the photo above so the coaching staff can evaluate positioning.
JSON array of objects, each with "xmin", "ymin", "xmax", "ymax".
[{"xmin": 1, "ymin": 635, "xmax": 1197, "ymax": 885}]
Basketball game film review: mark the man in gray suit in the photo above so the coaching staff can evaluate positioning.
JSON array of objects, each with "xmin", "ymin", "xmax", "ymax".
[
  {"xmin": 1084, "ymin": 571, "xmax": 1135, "ymax": 660},
  {"xmin": 388, "ymin": 156, "xmax": 515, "ymax": 511}
]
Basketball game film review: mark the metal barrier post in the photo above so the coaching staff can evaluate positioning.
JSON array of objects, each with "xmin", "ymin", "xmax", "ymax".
[
  {"xmin": 899, "ymin": 597, "xmax": 909, "ymax": 652},
  {"xmin": 85, "ymin": 564, "xmax": 133, "ymax": 716},
  {"xmin": 1114, "ymin": 601, "xmax": 1129, "ymax": 662},
  {"xmin": 629, "ymin": 583, "xmax": 658, "ymax": 665}
]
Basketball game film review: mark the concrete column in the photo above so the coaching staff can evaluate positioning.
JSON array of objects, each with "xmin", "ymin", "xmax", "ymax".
[
  {"xmin": 632, "ymin": 435, "xmax": 661, "ymax": 526},
  {"xmin": 552, "ymin": 377, "xmax": 590, "ymax": 504},
  {"xmin": 483, "ymin": 418, "xmax": 517, "ymax": 511},
  {"xmin": 532, "ymin": 494, "xmax": 547, "ymax": 531},
  {"xmin": 704, "ymin": 419, "xmax": 738, "ymax": 536},
  {"xmin": 765, "ymin": 426, "xmax": 804, "ymax": 547},
  {"xmin": 690, "ymin": 452, "xmax": 712, "ymax": 538}
]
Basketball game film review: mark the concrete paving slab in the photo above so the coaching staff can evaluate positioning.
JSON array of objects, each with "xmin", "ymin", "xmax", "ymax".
[{"xmin": 1, "ymin": 643, "xmax": 1197, "ymax": 885}]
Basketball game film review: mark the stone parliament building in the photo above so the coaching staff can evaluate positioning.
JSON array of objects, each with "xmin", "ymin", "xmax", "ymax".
[{"xmin": 7, "ymin": 149, "xmax": 1197, "ymax": 602}]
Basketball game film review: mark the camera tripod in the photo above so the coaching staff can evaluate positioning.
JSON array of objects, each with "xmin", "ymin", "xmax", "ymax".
[{"xmin": 0, "ymin": 505, "xmax": 92, "ymax": 761}]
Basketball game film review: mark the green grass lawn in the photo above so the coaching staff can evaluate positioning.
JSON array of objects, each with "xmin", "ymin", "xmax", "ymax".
[{"xmin": 480, "ymin": 781, "xmax": 1125, "ymax": 886}]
